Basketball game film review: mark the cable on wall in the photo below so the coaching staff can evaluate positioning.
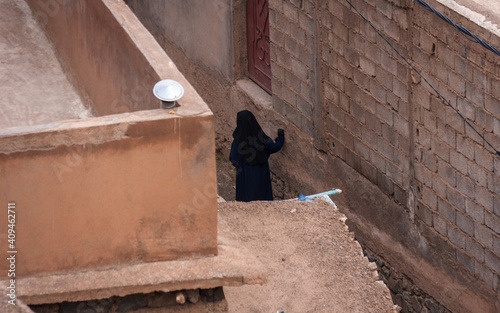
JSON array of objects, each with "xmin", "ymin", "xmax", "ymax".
[
  {"xmin": 344, "ymin": 0, "xmax": 500, "ymax": 157},
  {"xmin": 415, "ymin": 0, "xmax": 500, "ymax": 57}
]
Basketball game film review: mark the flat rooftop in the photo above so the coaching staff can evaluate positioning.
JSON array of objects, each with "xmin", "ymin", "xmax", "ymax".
[
  {"xmin": 0, "ymin": 0, "xmax": 90, "ymax": 130},
  {"xmin": 434, "ymin": 0, "xmax": 500, "ymax": 37}
]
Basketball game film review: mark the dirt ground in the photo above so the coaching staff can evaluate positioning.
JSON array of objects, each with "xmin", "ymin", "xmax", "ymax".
[
  {"xmin": 216, "ymin": 155, "xmax": 396, "ymax": 313},
  {"xmin": 216, "ymin": 152, "xmax": 237, "ymax": 202}
]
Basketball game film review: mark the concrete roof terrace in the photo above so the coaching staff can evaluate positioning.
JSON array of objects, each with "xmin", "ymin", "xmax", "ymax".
[
  {"xmin": 432, "ymin": 0, "xmax": 500, "ymax": 37},
  {"xmin": 0, "ymin": 0, "xmax": 91, "ymax": 129}
]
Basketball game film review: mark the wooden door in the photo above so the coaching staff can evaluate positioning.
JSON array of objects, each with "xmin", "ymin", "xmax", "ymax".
[{"xmin": 247, "ymin": 0, "xmax": 271, "ymax": 93}]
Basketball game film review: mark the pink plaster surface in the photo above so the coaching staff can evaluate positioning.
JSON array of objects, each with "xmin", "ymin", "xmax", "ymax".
[
  {"xmin": 12, "ymin": 222, "xmax": 266, "ymax": 305},
  {"xmin": 0, "ymin": 0, "xmax": 90, "ymax": 129}
]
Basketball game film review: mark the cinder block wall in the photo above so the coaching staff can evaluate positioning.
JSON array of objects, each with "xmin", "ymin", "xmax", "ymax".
[
  {"xmin": 269, "ymin": 0, "xmax": 318, "ymax": 139},
  {"xmin": 270, "ymin": 0, "xmax": 500, "ymax": 310},
  {"xmin": 412, "ymin": 1, "xmax": 500, "ymax": 287},
  {"xmin": 409, "ymin": 0, "xmax": 500, "ymax": 293},
  {"xmin": 269, "ymin": 0, "xmax": 414, "ymax": 200},
  {"xmin": 269, "ymin": 0, "xmax": 500, "ymax": 308}
]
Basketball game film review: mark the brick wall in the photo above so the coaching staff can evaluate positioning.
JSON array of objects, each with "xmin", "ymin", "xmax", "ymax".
[
  {"xmin": 318, "ymin": 0, "xmax": 412, "ymax": 203},
  {"xmin": 269, "ymin": 0, "xmax": 500, "ymax": 308},
  {"xmin": 409, "ymin": 1, "xmax": 500, "ymax": 293},
  {"xmin": 269, "ymin": 0, "xmax": 318, "ymax": 138}
]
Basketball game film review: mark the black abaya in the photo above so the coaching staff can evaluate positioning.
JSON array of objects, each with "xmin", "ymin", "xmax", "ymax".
[{"xmin": 230, "ymin": 135, "xmax": 284, "ymax": 202}]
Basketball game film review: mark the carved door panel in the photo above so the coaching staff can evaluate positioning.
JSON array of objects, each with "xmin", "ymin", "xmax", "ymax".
[{"xmin": 247, "ymin": 0, "xmax": 271, "ymax": 93}]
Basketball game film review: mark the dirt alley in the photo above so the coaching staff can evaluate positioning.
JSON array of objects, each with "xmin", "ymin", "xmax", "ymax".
[{"xmin": 216, "ymin": 154, "xmax": 397, "ymax": 312}]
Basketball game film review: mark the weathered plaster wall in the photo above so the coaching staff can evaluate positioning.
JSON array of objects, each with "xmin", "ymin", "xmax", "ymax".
[
  {"xmin": 128, "ymin": 0, "xmax": 500, "ymax": 311},
  {"xmin": 0, "ymin": 0, "xmax": 218, "ymax": 278},
  {"xmin": 127, "ymin": 0, "xmax": 234, "ymax": 84},
  {"xmin": 0, "ymin": 111, "xmax": 217, "ymax": 277}
]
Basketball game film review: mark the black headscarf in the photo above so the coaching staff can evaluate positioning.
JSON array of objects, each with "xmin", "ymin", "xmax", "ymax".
[{"xmin": 232, "ymin": 110, "xmax": 271, "ymax": 165}]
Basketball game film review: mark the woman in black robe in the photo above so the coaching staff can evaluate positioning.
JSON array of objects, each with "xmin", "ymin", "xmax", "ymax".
[{"xmin": 229, "ymin": 110, "xmax": 285, "ymax": 202}]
